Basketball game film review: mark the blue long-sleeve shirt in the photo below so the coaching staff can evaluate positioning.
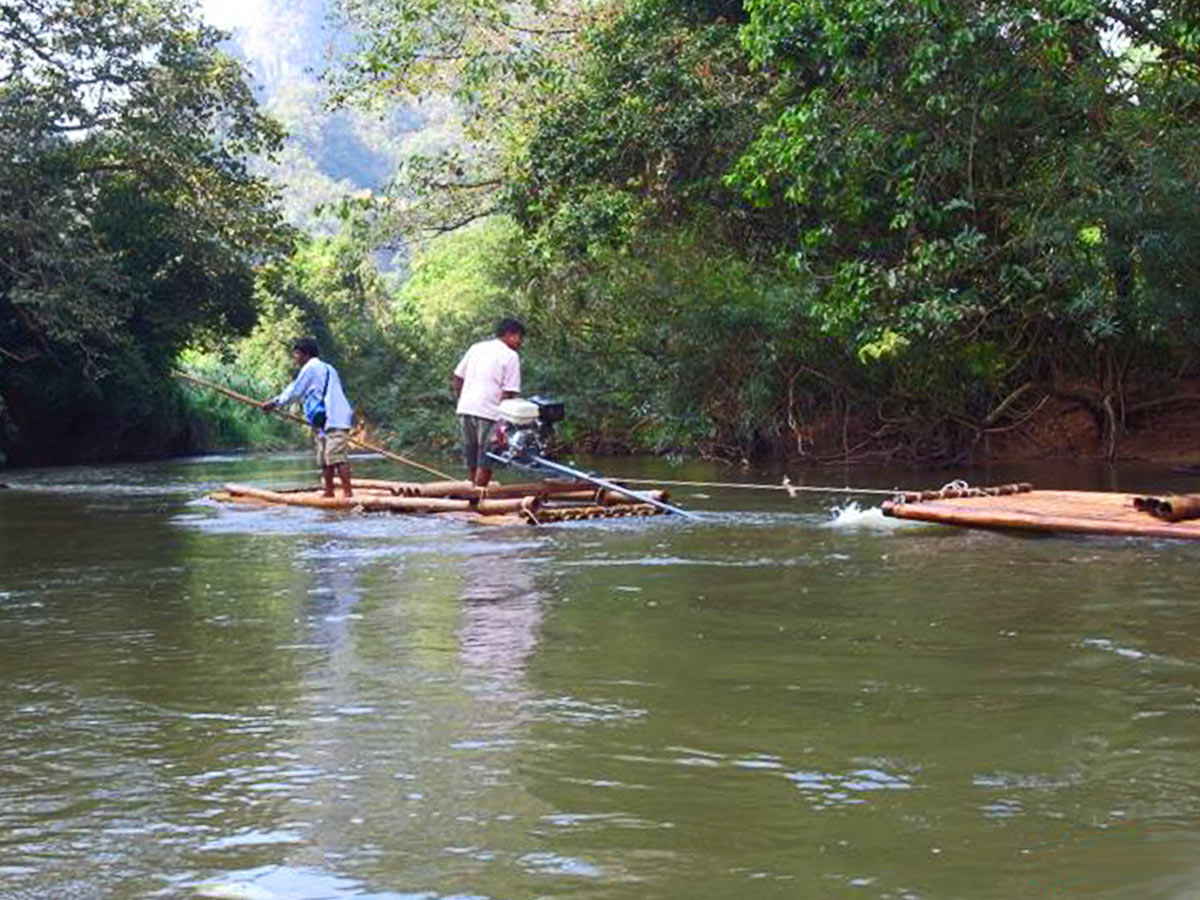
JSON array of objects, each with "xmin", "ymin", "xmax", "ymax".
[{"xmin": 275, "ymin": 358, "xmax": 353, "ymax": 429}]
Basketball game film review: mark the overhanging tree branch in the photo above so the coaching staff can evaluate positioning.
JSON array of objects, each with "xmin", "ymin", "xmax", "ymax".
[{"xmin": 420, "ymin": 207, "xmax": 499, "ymax": 233}]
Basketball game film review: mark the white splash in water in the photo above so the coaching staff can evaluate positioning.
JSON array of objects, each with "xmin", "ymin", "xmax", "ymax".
[
  {"xmin": 824, "ymin": 501, "xmax": 911, "ymax": 530},
  {"xmin": 1081, "ymin": 638, "xmax": 1148, "ymax": 660},
  {"xmin": 195, "ymin": 882, "xmax": 275, "ymax": 900}
]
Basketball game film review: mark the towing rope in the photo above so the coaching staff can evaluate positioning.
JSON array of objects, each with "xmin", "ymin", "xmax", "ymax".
[
  {"xmin": 616, "ymin": 476, "xmax": 1034, "ymax": 503},
  {"xmin": 616, "ymin": 476, "xmax": 902, "ymax": 497}
]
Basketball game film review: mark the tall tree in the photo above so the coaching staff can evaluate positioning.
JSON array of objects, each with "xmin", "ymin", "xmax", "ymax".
[
  {"xmin": 730, "ymin": 0, "xmax": 1200, "ymax": 453},
  {"xmin": 0, "ymin": 0, "xmax": 289, "ymax": 462},
  {"xmin": 329, "ymin": 0, "xmax": 586, "ymax": 240},
  {"xmin": 331, "ymin": 0, "xmax": 1200, "ymax": 461}
]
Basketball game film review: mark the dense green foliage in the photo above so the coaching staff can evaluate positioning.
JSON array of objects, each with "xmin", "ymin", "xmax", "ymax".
[
  {"xmin": 0, "ymin": 0, "xmax": 287, "ymax": 463},
  {"xmin": 728, "ymin": 0, "xmax": 1200, "ymax": 456},
  {"xmin": 332, "ymin": 0, "xmax": 1200, "ymax": 462},
  {"xmin": 181, "ymin": 229, "xmax": 466, "ymax": 454},
  {"xmin": 9, "ymin": 0, "xmax": 1200, "ymax": 466},
  {"xmin": 499, "ymin": 0, "xmax": 812, "ymax": 456}
]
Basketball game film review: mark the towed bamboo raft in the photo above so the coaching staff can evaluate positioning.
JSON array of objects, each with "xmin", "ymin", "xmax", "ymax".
[
  {"xmin": 211, "ymin": 478, "xmax": 672, "ymax": 526},
  {"xmin": 883, "ymin": 483, "xmax": 1200, "ymax": 540}
]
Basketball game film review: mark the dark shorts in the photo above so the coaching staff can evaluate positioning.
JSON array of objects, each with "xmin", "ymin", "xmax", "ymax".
[{"xmin": 460, "ymin": 415, "xmax": 496, "ymax": 469}]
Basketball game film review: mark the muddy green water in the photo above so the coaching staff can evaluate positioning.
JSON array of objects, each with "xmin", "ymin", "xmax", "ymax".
[{"xmin": 1, "ymin": 454, "xmax": 1199, "ymax": 900}]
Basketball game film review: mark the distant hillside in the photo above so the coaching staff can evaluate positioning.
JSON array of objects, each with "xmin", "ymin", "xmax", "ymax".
[{"xmin": 202, "ymin": 0, "xmax": 436, "ymax": 234}]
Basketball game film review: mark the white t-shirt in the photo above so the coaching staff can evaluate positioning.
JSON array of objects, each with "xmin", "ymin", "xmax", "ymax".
[
  {"xmin": 454, "ymin": 338, "xmax": 521, "ymax": 420},
  {"xmin": 275, "ymin": 357, "xmax": 354, "ymax": 429}
]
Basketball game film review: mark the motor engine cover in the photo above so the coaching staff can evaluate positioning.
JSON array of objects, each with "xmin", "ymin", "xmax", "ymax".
[
  {"xmin": 489, "ymin": 395, "xmax": 565, "ymax": 465},
  {"xmin": 497, "ymin": 398, "xmax": 540, "ymax": 426}
]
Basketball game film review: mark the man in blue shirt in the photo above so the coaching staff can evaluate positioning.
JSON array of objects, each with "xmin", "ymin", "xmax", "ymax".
[{"xmin": 261, "ymin": 337, "xmax": 355, "ymax": 498}]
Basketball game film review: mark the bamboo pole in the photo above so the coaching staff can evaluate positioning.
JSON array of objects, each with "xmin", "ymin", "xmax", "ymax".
[{"xmin": 174, "ymin": 370, "xmax": 453, "ymax": 480}]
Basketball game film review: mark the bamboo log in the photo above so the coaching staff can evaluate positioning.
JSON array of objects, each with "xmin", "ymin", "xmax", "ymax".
[
  {"xmin": 472, "ymin": 514, "xmax": 527, "ymax": 527},
  {"xmin": 456, "ymin": 480, "xmax": 588, "ymax": 498},
  {"xmin": 550, "ymin": 489, "xmax": 670, "ymax": 505},
  {"xmin": 348, "ymin": 478, "xmax": 671, "ymax": 505},
  {"xmin": 217, "ymin": 486, "xmax": 401, "ymax": 504},
  {"xmin": 349, "ymin": 479, "xmax": 480, "ymax": 497},
  {"xmin": 460, "ymin": 482, "xmax": 666, "ymax": 504},
  {"xmin": 221, "ymin": 483, "xmax": 538, "ymax": 515},
  {"xmin": 346, "ymin": 478, "xmax": 417, "ymax": 493},
  {"xmin": 1136, "ymin": 493, "xmax": 1200, "ymax": 522},
  {"xmin": 348, "ymin": 478, "xmax": 593, "ymax": 499},
  {"xmin": 526, "ymin": 503, "xmax": 666, "ymax": 523},
  {"xmin": 893, "ymin": 482, "xmax": 1033, "ymax": 503},
  {"xmin": 288, "ymin": 485, "xmax": 398, "ymax": 498}
]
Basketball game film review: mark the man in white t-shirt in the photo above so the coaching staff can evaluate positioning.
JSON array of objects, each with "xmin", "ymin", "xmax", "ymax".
[
  {"xmin": 452, "ymin": 318, "xmax": 524, "ymax": 486},
  {"xmin": 261, "ymin": 336, "xmax": 355, "ymax": 498}
]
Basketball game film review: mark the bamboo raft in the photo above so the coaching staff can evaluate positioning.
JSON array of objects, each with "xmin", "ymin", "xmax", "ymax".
[
  {"xmin": 882, "ymin": 483, "xmax": 1200, "ymax": 540},
  {"xmin": 210, "ymin": 478, "xmax": 673, "ymax": 526}
]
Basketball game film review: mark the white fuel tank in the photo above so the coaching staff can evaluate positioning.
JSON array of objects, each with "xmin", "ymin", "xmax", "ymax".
[{"xmin": 497, "ymin": 398, "xmax": 539, "ymax": 425}]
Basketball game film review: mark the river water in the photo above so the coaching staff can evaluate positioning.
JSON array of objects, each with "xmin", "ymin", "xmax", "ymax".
[{"xmin": 1, "ymin": 453, "xmax": 1198, "ymax": 900}]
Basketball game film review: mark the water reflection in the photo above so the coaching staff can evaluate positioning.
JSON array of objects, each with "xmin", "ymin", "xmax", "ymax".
[
  {"xmin": 305, "ymin": 563, "xmax": 363, "ymax": 657},
  {"xmin": 193, "ymin": 863, "xmax": 445, "ymax": 899},
  {"xmin": 195, "ymin": 545, "xmax": 557, "ymax": 899},
  {"xmin": 457, "ymin": 551, "xmax": 542, "ymax": 697}
]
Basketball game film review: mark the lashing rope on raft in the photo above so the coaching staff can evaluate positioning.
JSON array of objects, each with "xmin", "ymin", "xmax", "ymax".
[{"xmin": 890, "ymin": 481, "xmax": 1034, "ymax": 504}]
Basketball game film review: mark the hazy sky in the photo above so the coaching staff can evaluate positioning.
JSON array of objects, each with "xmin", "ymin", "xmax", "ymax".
[{"xmin": 197, "ymin": 0, "xmax": 269, "ymax": 31}]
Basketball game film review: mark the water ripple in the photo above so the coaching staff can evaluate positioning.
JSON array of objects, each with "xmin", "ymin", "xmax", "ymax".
[
  {"xmin": 785, "ymin": 767, "xmax": 914, "ymax": 808},
  {"xmin": 526, "ymin": 696, "xmax": 647, "ymax": 724}
]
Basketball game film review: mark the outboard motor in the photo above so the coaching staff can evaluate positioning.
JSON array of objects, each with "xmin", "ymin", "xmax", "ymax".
[
  {"xmin": 484, "ymin": 394, "xmax": 696, "ymax": 519},
  {"xmin": 488, "ymin": 395, "xmax": 564, "ymax": 464}
]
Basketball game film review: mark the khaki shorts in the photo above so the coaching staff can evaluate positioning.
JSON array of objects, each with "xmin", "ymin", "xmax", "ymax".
[
  {"xmin": 314, "ymin": 428, "xmax": 351, "ymax": 468},
  {"xmin": 460, "ymin": 414, "xmax": 496, "ymax": 469}
]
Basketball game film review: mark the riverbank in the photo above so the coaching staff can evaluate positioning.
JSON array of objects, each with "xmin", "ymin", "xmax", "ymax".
[
  {"xmin": 567, "ymin": 393, "xmax": 1200, "ymax": 469},
  {"xmin": 984, "ymin": 393, "xmax": 1200, "ymax": 466},
  {"xmin": 6, "ymin": 403, "xmax": 1200, "ymax": 473},
  {"xmin": 6, "ymin": 375, "xmax": 1200, "ymax": 472}
]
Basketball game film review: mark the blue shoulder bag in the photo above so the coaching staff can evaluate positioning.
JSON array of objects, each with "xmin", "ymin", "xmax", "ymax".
[{"xmin": 303, "ymin": 364, "xmax": 331, "ymax": 430}]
